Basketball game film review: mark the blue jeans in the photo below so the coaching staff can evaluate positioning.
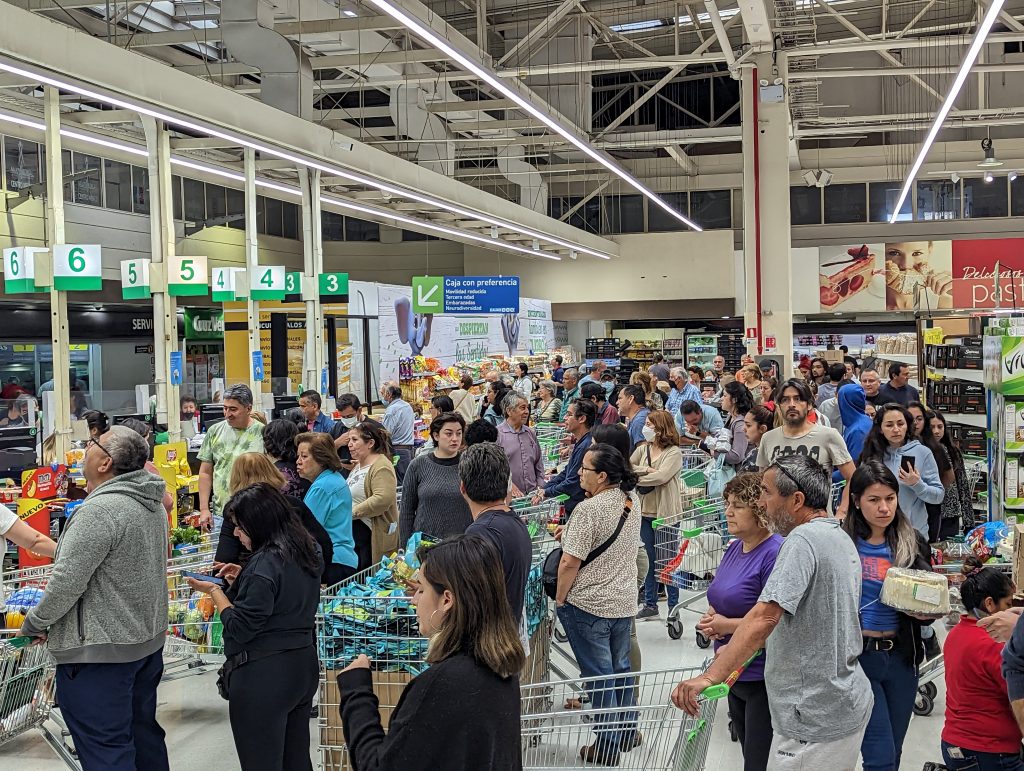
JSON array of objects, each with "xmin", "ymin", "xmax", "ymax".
[
  {"xmin": 55, "ymin": 648, "xmax": 168, "ymax": 771},
  {"xmin": 942, "ymin": 741, "xmax": 1024, "ymax": 770},
  {"xmin": 859, "ymin": 648, "xmax": 918, "ymax": 771},
  {"xmin": 557, "ymin": 603, "xmax": 638, "ymax": 754},
  {"xmin": 639, "ymin": 517, "xmax": 679, "ymax": 609}
]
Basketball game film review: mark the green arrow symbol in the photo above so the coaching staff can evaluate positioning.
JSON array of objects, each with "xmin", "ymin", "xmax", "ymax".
[{"xmin": 417, "ymin": 283, "xmax": 439, "ymax": 307}]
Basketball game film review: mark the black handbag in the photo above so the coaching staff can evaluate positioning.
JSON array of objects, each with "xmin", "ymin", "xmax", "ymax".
[
  {"xmin": 542, "ymin": 498, "xmax": 631, "ymax": 601},
  {"xmin": 636, "ymin": 446, "xmax": 656, "ymax": 496}
]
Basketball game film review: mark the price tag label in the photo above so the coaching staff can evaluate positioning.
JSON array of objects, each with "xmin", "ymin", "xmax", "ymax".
[
  {"xmin": 318, "ymin": 272, "xmax": 349, "ymax": 298},
  {"xmin": 249, "ymin": 265, "xmax": 286, "ymax": 300},
  {"xmin": 53, "ymin": 244, "xmax": 102, "ymax": 291},
  {"xmin": 168, "ymin": 255, "xmax": 208, "ymax": 297},
  {"xmin": 120, "ymin": 259, "xmax": 152, "ymax": 300},
  {"xmin": 3, "ymin": 247, "xmax": 47, "ymax": 294}
]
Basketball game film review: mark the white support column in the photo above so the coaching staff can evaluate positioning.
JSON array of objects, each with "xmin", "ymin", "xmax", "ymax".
[
  {"xmin": 141, "ymin": 116, "xmax": 181, "ymax": 440},
  {"xmin": 741, "ymin": 59, "xmax": 794, "ymax": 365},
  {"xmin": 298, "ymin": 167, "xmax": 325, "ymax": 393},
  {"xmin": 43, "ymin": 86, "xmax": 72, "ymax": 460},
  {"xmin": 243, "ymin": 148, "xmax": 261, "ymax": 396}
]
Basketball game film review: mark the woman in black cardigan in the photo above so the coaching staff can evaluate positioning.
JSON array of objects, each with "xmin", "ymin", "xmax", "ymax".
[
  {"xmin": 338, "ymin": 534, "xmax": 525, "ymax": 771},
  {"xmin": 842, "ymin": 460, "xmax": 935, "ymax": 771}
]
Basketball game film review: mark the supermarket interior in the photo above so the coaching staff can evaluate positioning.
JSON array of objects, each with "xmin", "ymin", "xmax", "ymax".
[{"xmin": 4, "ymin": 0, "xmax": 1024, "ymax": 769}]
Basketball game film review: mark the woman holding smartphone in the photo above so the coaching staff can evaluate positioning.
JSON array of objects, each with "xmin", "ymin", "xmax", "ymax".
[{"xmin": 858, "ymin": 404, "xmax": 945, "ymax": 542}]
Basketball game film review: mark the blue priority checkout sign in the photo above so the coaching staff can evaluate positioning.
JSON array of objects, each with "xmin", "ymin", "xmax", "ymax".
[{"xmin": 445, "ymin": 276, "xmax": 521, "ymax": 314}]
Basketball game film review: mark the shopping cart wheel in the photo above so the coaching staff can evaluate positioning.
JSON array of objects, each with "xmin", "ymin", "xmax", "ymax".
[
  {"xmin": 921, "ymin": 681, "xmax": 937, "ymax": 699},
  {"xmin": 914, "ymin": 692, "xmax": 934, "ymax": 717},
  {"xmin": 695, "ymin": 631, "xmax": 711, "ymax": 649},
  {"xmin": 666, "ymin": 617, "xmax": 683, "ymax": 640}
]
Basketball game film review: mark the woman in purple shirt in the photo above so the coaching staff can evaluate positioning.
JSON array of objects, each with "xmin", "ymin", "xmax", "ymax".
[{"xmin": 697, "ymin": 472, "xmax": 782, "ymax": 771}]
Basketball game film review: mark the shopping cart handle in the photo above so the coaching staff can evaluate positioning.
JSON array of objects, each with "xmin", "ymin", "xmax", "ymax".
[
  {"xmin": 700, "ymin": 683, "xmax": 730, "ymax": 701},
  {"xmin": 680, "ymin": 527, "xmax": 703, "ymax": 538},
  {"xmin": 553, "ymin": 494, "xmax": 569, "ymax": 502},
  {"xmin": 651, "ymin": 517, "xmax": 664, "ymax": 529}
]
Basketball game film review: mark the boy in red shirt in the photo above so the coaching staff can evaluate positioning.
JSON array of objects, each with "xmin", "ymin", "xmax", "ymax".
[{"xmin": 943, "ymin": 556, "xmax": 1023, "ymax": 769}]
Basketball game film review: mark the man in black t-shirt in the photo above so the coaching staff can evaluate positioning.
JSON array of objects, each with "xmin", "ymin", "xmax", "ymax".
[{"xmin": 460, "ymin": 442, "xmax": 532, "ymax": 624}]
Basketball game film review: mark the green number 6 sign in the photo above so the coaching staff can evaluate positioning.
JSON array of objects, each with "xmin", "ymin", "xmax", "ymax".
[{"xmin": 53, "ymin": 245, "xmax": 102, "ymax": 291}]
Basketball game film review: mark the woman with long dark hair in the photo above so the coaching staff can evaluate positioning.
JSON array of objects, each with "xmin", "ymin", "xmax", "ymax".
[
  {"xmin": 263, "ymin": 418, "xmax": 310, "ymax": 498},
  {"xmin": 185, "ymin": 484, "xmax": 322, "ymax": 771},
  {"xmin": 930, "ymin": 409, "xmax": 971, "ymax": 538},
  {"xmin": 338, "ymin": 534, "xmax": 524, "ymax": 770},
  {"xmin": 858, "ymin": 403, "xmax": 944, "ymax": 541},
  {"xmin": 907, "ymin": 401, "xmax": 954, "ymax": 541},
  {"xmin": 740, "ymin": 405, "xmax": 773, "ymax": 473},
  {"xmin": 719, "ymin": 380, "xmax": 754, "ymax": 472},
  {"xmin": 841, "ymin": 460, "xmax": 934, "ymax": 771},
  {"xmin": 555, "ymin": 444, "xmax": 643, "ymax": 765},
  {"xmin": 482, "ymin": 381, "xmax": 510, "ymax": 426}
]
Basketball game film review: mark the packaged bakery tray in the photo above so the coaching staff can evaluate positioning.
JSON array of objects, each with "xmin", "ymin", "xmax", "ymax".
[{"xmin": 880, "ymin": 567, "xmax": 951, "ymax": 617}]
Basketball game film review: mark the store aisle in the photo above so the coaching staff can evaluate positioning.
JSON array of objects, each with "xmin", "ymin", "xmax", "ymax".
[{"xmin": 5, "ymin": 618, "xmax": 949, "ymax": 770}]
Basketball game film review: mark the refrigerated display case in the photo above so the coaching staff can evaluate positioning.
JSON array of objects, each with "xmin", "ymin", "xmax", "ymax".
[{"xmin": 685, "ymin": 334, "xmax": 718, "ymax": 371}]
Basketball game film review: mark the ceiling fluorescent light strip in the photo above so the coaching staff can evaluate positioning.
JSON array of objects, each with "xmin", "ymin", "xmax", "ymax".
[
  {"xmin": 0, "ymin": 59, "xmax": 611, "ymax": 259},
  {"xmin": 888, "ymin": 0, "xmax": 1005, "ymax": 224},
  {"xmin": 0, "ymin": 110, "xmax": 560, "ymax": 258},
  {"xmin": 364, "ymin": 0, "xmax": 702, "ymax": 233}
]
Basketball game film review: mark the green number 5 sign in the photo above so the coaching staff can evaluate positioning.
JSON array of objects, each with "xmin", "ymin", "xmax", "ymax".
[
  {"xmin": 53, "ymin": 245, "xmax": 102, "ymax": 291},
  {"xmin": 120, "ymin": 259, "xmax": 152, "ymax": 300},
  {"xmin": 168, "ymin": 255, "xmax": 208, "ymax": 297}
]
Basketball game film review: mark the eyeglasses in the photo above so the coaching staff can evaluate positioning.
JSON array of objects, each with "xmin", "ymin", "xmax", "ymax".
[
  {"xmin": 580, "ymin": 466, "xmax": 597, "ymax": 473},
  {"xmin": 88, "ymin": 437, "xmax": 113, "ymax": 463},
  {"xmin": 770, "ymin": 461, "xmax": 803, "ymax": 494}
]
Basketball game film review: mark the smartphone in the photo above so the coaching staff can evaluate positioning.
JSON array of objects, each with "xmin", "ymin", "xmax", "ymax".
[
  {"xmin": 901, "ymin": 455, "xmax": 916, "ymax": 472},
  {"xmin": 181, "ymin": 570, "xmax": 227, "ymax": 587}
]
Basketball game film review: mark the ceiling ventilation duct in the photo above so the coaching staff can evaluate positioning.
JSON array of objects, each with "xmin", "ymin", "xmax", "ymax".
[
  {"xmin": 221, "ymin": 0, "xmax": 313, "ymax": 120},
  {"xmin": 496, "ymin": 145, "xmax": 548, "ymax": 215},
  {"xmin": 390, "ymin": 84, "xmax": 455, "ymax": 176}
]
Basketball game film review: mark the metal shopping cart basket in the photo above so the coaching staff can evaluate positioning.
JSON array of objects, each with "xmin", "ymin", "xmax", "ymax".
[
  {"xmin": 652, "ymin": 498, "xmax": 729, "ymax": 642},
  {"xmin": 521, "ymin": 666, "xmax": 725, "ymax": 770},
  {"xmin": 679, "ymin": 450, "xmax": 716, "ymax": 510},
  {"xmin": 164, "ymin": 548, "xmax": 224, "ymax": 679}
]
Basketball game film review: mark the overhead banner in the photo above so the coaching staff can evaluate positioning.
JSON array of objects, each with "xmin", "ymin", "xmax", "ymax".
[
  {"xmin": 796, "ymin": 237, "xmax": 1024, "ymax": 313},
  {"xmin": 378, "ymin": 283, "xmax": 553, "ymax": 384}
]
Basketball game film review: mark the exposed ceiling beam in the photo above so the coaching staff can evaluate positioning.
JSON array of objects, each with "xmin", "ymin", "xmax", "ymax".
[
  {"xmin": 735, "ymin": 0, "xmax": 773, "ymax": 49},
  {"xmin": 7, "ymin": 0, "xmax": 149, "ymax": 9},
  {"xmin": 595, "ymin": 65, "xmax": 684, "ymax": 138},
  {"xmin": 665, "ymin": 145, "xmax": 697, "ymax": 175},
  {"xmin": 170, "ymin": 137, "xmax": 243, "ymax": 150},
  {"xmin": 495, "ymin": 0, "xmax": 578, "ymax": 67},
  {"xmin": 66, "ymin": 109, "xmax": 139, "ymax": 124},
  {"xmin": 790, "ymin": 63, "xmax": 1024, "ymax": 79},
  {"xmin": 175, "ymin": 62, "xmax": 259, "ymax": 76},
  {"xmin": 703, "ymin": 0, "xmax": 737, "ymax": 69},
  {"xmin": 558, "ymin": 180, "xmax": 613, "ymax": 221},
  {"xmin": 792, "ymin": 31, "xmax": 1024, "ymax": 55},
  {"xmin": 273, "ymin": 17, "xmax": 405, "ymax": 35},
  {"xmin": 125, "ymin": 29, "xmax": 224, "ymax": 47},
  {"xmin": 309, "ymin": 49, "xmax": 450, "ymax": 68},
  {"xmin": 425, "ymin": 98, "xmax": 516, "ymax": 112}
]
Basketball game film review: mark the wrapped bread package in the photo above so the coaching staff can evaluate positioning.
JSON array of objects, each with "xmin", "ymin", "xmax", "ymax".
[{"xmin": 880, "ymin": 568, "xmax": 950, "ymax": 617}]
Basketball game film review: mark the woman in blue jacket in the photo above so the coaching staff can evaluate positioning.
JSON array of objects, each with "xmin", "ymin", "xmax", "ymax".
[
  {"xmin": 296, "ymin": 432, "xmax": 359, "ymax": 585},
  {"xmin": 858, "ymin": 404, "xmax": 945, "ymax": 541}
]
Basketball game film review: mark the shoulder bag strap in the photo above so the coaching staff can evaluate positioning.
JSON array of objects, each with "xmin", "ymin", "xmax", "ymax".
[{"xmin": 582, "ymin": 497, "xmax": 632, "ymax": 567}]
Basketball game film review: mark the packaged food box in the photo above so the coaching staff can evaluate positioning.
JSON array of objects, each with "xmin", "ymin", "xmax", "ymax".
[{"xmin": 880, "ymin": 567, "xmax": 951, "ymax": 616}]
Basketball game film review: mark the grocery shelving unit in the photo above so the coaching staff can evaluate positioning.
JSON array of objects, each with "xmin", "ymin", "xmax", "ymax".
[{"xmin": 685, "ymin": 333, "xmax": 718, "ymax": 371}]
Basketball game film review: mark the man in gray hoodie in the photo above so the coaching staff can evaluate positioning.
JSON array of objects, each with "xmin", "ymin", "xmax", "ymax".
[{"xmin": 22, "ymin": 425, "xmax": 169, "ymax": 771}]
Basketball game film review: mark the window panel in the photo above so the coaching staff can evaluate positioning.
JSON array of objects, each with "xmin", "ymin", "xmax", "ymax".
[
  {"xmin": 3, "ymin": 137, "xmax": 41, "ymax": 191},
  {"xmin": 1012, "ymin": 175, "xmax": 1024, "ymax": 217},
  {"xmin": 171, "ymin": 175, "xmax": 182, "ymax": 220},
  {"xmin": 281, "ymin": 202, "xmax": 299, "ymax": 240},
  {"xmin": 205, "ymin": 185, "xmax": 227, "ymax": 223},
  {"xmin": 648, "ymin": 192, "xmax": 689, "ymax": 232},
  {"xmin": 916, "ymin": 180, "xmax": 959, "ymax": 221},
  {"xmin": 226, "ymin": 188, "xmax": 245, "ymax": 230},
  {"xmin": 402, "ymin": 229, "xmax": 439, "ymax": 241},
  {"xmin": 790, "ymin": 186, "xmax": 821, "ymax": 225},
  {"xmin": 823, "ymin": 183, "xmax": 866, "ymax": 224},
  {"xmin": 264, "ymin": 197, "xmax": 283, "ymax": 237},
  {"xmin": 322, "ymin": 211, "xmax": 345, "ymax": 241},
  {"xmin": 183, "ymin": 178, "xmax": 205, "ymax": 223},
  {"xmin": 131, "ymin": 166, "xmax": 150, "ymax": 214},
  {"xmin": 104, "ymin": 159, "xmax": 132, "ymax": 212},
  {"xmin": 964, "ymin": 176, "xmax": 1008, "ymax": 218},
  {"xmin": 690, "ymin": 189, "xmax": 731, "ymax": 229},
  {"xmin": 603, "ymin": 194, "xmax": 644, "ymax": 234},
  {"xmin": 868, "ymin": 181, "xmax": 911, "ymax": 223},
  {"xmin": 345, "ymin": 217, "xmax": 380, "ymax": 242},
  {"xmin": 72, "ymin": 152, "xmax": 102, "ymax": 206}
]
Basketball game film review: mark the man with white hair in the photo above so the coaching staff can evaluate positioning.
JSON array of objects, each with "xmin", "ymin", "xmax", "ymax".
[
  {"xmin": 664, "ymin": 366, "xmax": 703, "ymax": 416},
  {"xmin": 22, "ymin": 425, "xmax": 170, "ymax": 770}
]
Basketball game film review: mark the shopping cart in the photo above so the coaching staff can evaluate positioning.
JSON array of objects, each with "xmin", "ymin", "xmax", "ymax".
[
  {"xmin": 521, "ymin": 666, "xmax": 726, "ymax": 770},
  {"xmin": 831, "ymin": 480, "xmax": 846, "ymax": 514},
  {"xmin": 510, "ymin": 493, "xmax": 567, "ymax": 540},
  {"xmin": 652, "ymin": 498, "xmax": 729, "ymax": 642},
  {"xmin": 163, "ymin": 553, "xmax": 224, "ymax": 679},
  {"xmin": 678, "ymin": 450, "xmax": 716, "ymax": 510}
]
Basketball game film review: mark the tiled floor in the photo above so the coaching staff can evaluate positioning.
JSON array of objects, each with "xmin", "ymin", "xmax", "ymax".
[{"xmin": 4, "ymin": 606, "xmax": 949, "ymax": 770}]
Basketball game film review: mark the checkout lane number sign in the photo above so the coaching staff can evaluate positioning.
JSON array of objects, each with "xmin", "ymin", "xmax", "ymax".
[
  {"xmin": 53, "ymin": 244, "xmax": 102, "ymax": 291},
  {"xmin": 120, "ymin": 259, "xmax": 152, "ymax": 299},
  {"xmin": 168, "ymin": 255, "xmax": 209, "ymax": 297}
]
